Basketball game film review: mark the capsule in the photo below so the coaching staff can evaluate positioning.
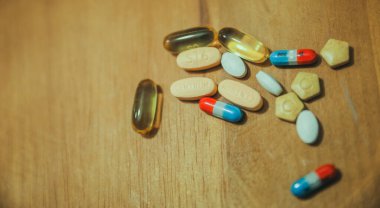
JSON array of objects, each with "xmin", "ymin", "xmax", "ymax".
[
  {"xmin": 270, "ymin": 49, "xmax": 317, "ymax": 66},
  {"xmin": 291, "ymin": 164, "xmax": 337, "ymax": 198},
  {"xmin": 163, "ymin": 26, "xmax": 217, "ymax": 54},
  {"xmin": 132, "ymin": 79, "xmax": 158, "ymax": 135},
  {"xmin": 199, "ymin": 97, "xmax": 243, "ymax": 123},
  {"xmin": 218, "ymin": 27, "xmax": 269, "ymax": 63}
]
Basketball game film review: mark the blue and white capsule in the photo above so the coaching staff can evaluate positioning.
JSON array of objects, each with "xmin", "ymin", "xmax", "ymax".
[
  {"xmin": 270, "ymin": 49, "xmax": 317, "ymax": 66},
  {"xmin": 291, "ymin": 164, "xmax": 337, "ymax": 198},
  {"xmin": 199, "ymin": 97, "xmax": 243, "ymax": 123}
]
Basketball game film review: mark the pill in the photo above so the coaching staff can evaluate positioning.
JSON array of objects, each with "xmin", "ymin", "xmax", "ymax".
[
  {"xmin": 218, "ymin": 27, "xmax": 269, "ymax": 63},
  {"xmin": 199, "ymin": 97, "xmax": 243, "ymax": 123},
  {"xmin": 320, "ymin": 39, "xmax": 350, "ymax": 68},
  {"xmin": 163, "ymin": 26, "xmax": 217, "ymax": 54},
  {"xmin": 270, "ymin": 49, "xmax": 317, "ymax": 66},
  {"xmin": 255, "ymin": 71, "xmax": 283, "ymax": 96},
  {"xmin": 221, "ymin": 52, "xmax": 247, "ymax": 78},
  {"xmin": 291, "ymin": 164, "xmax": 337, "ymax": 198},
  {"xmin": 132, "ymin": 79, "xmax": 158, "ymax": 135},
  {"xmin": 170, "ymin": 77, "xmax": 217, "ymax": 100},
  {"xmin": 275, "ymin": 92, "xmax": 304, "ymax": 122},
  {"xmin": 296, "ymin": 110, "xmax": 319, "ymax": 144},
  {"xmin": 176, "ymin": 47, "xmax": 221, "ymax": 71},
  {"xmin": 291, "ymin": 72, "xmax": 320, "ymax": 100},
  {"xmin": 218, "ymin": 79, "xmax": 263, "ymax": 111}
]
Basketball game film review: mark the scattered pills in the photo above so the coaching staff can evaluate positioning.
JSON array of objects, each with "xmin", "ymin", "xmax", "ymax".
[
  {"xmin": 199, "ymin": 97, "xmax": 243, "ymax": 123},
  {"xmin": 218, "ymin": 79, "xmax": 263, "ymax": 111},
  {"xmin": 296, "ymin": 110, "xmax": 319, "ymax": 144},
  {"xmin": 291, "ymin": 164, "xmax": 337, "ymax": 198},
  {"xmin": 218, "ymin": 27, "xmax": 269, "ymax": 63},
  {"xmin": 132, "ymin": 79, "xmax": 158, "ymax": 135},
  {"xmin": 170, "ymin": 77, "xmax": 217, "ymax": 100},
  {"xmin": 291, "ymin": 72, "xmax": 320, "ymax": 100},
  {"xmin": 275, "ymin": 92, "xmax": 304, "ymax": 122},
  {"xmin": 270, "ymin": 49, "xmax": 317, "ymax": 66},
  {"xmin": 320, "ymin": 39, "xmax": 350, "ymax": 68},
  {"xmin": 176, "ymin": 47, "xmax": 221, "ymax": 71},
  {"xmin": 255, "ymin": 71, "xmax": 283, "ymax": 96},
  {"xmin": 221, "ymin": 52, "xmax": 247, "ymax": 78},
  {"xmin": 163, "ymin": 26, "xmax": 217, "ymax": 54}
]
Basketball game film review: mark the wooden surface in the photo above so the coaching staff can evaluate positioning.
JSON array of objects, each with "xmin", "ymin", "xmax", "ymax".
[{"xmin": 1, "ymin": 0, "xmax": 380, "ymax": 207}]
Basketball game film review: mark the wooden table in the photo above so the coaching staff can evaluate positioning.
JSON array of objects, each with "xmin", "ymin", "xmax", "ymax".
[{"xmin": 1, "ymin": 0, "xmax": 379, "ymax": 207}]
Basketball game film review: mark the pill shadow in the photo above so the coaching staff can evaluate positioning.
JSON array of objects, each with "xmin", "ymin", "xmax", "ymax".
[
  {"xmin": 275, "ymin": 55, "xmax": 322, "ymax": 69},
  {"xmin": 255, "ymin": 97, "xmax": 269, "ymax": 114},
  {"xmin": 304, "ymin": 78, "xmax": 325, "ymax": 103},
  {"xmin": 251, "ymin": 57, "xmax": 273, "ymax": 68},
  {"xmin": 240, "ymin": 62, "xmax": 252, "ymax": 80},
  {"xmin": 295, "ymin": 169, "xmax": 342, "ymax": 200},
  {"xmin": 332, "ymin": 46, "xmax": 354, "ymax": 70},
  {"xmin": 142, "ymin": 85, "xmax": 163, "ymax": 139},
  {"xmin": 232, "ymin": 110, "xmax": 248, "ymax": 125},
  {"xmin": 309, "ymin": 118, "xmax": 324, "ymax": 147}
]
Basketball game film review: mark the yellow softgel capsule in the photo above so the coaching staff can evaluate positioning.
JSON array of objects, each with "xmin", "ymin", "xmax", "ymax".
[
  {"xmin": 320, "ymin": 39, "xmax": 350, "ymax": 68},
  {"xmin": 291, "ymin": 72, "xmax": 320, "ymax": 100},
  {"xmin": 218, "ymin": 27, "xmax": 269, "ymax": 63},
  {"xmin": 132, "ymin": 79, "xmax": 158, "ymax": 135},
  {"xmin": 163, "ymin": 26, "xmax": 217, "ymax": 54},
  {"xmin": 275, "ymin": 92, "xmax": 304, "ymax": 122}
]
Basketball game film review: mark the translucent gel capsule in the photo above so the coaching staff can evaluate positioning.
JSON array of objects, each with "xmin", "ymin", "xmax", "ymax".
[
  {"xmin": 132, "ymin": 79, "xmax": 158, "ymax": 135},
  {"xmin": 218, "ymin": 27, "xmax": 269, "ymax": 63},
  {"xmin": 270, "ymin": 49, "xmax": 317, "ymax": 66},
  {"xmin": 291, "ymin": 164, "xmax": 337, "ymax": 198},
  {"xmin": 199, "ymin": 97, "xmax": 243, "ymax": 123},
  {"xmin": 163, "ymin": 26, "xmax": 217, "ymax": 54}
]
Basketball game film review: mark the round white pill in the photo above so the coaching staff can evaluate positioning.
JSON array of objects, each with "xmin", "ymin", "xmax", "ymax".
[
  {"xmin": 296, "ymin": 110, "xmax": 319, "ymax": 144},
  {"xmin": 255, "ymin": 71, "xmax": 283, "ymax": 96},
  {"xmin": 221, "ymin": 52, "xmax": 247, "ymax": 78}
]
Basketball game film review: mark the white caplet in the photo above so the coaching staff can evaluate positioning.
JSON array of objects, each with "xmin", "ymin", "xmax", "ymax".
[
  {"xmin": 255, "ymin": 71, "xmax": 283, "ymax": 96},
  {"xmin": 296, "ymin": 110, "xmax": 319, "ymax": 144},
  {"xmin": 221, "ymin": 52, "xmax": 247, "ymax": 78}
]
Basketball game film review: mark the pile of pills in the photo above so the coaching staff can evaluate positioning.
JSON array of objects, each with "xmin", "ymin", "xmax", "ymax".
[{"xmin": 133, "ymin": 26, "xmax": 351, "ymax": 198}]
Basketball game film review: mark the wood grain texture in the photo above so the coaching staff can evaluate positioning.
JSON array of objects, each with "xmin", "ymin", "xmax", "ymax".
[{"xmin": 0, "ymin": 0, "xmax": 379, "ymax": 207}]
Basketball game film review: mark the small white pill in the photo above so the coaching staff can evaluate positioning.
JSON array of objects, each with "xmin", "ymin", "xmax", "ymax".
[
  {"xmin": 255, "ymin": 71, "xmax": 283, "ymax": 96},
  {"xmin": 221, "ymin": 52, "xmax": 247, "ymax": 78},
  {"xmin": 296, "ymin": 110, "xmax": 319, "ymax": 144}
]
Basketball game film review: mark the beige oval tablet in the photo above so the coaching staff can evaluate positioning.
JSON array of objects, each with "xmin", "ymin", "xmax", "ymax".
[
  {"xmin": 176, "ymin": 47, "xmax": 221, "ymax": 71},
  {"xmin": 170, "ymin": 77, "xmax": 217, "ymax": 100},
  {"xmin": 218, "ymin": 79, "xmax": 263, "ymax": 111}
]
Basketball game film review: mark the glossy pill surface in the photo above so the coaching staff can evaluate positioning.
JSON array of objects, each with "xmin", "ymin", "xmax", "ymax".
[
  {"xmin": 291, "ymin": 72, "xmax": 320, "ymax": 100},
  {"xmin": 176, "ymin": 47, "xmax": 221, "ymax": 71},
  {"xmin": 270, "ymin": 49, "xmax": 317, "ymax": 66},
  {"xmin": 218, "ymin": 79, "xmax": 262, "ymax": 111},
  {"xmin": 296, "ymin": 110, "xmax": 319, "ymax": 144},
  {"xmin": 199, "ymin": 97, "xmax": 243, "ymax": 123},
  {"xmin": 275, "ymin": 92, "xmax": 304, "ymax": 122},
  {"xmin": 170, "ymin": 77, "xmax": 217, "ymax": 100},
  {"xmin": 221, "ymin": 52, "xmax": 247, "ymax": 78},
  {"xmin": 256, "ymin": 71, "xmax": 283, "ymax": 96},
  {"xmin": 291, "ymin": 164, "xmax": 337, "ymax": 198},
  {"xmin": 320, "ymin": 39, "xmax": 350, "ymax": 68},
  {"xmin": 163, "ymin": 26, "xmax": 217, "ymax": 54},
  {"xmin": 218, "ymin": 27, "xmax": 269, "ymax": 63},
  {"xmin": 132, "ymin": 79, "xmax": 158, "ymax": 135}
]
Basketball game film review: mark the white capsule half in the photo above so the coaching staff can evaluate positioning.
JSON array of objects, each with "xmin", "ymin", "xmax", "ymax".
[
  {"xmin": 255, "ymin": 71, "xmax": 283, "ymax": 96},
  {"xmin": 296, "ymin": 110, "xmax": 319, "ymax": 144}
]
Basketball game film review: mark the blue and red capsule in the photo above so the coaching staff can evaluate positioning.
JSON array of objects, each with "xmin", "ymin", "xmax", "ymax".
[
  {"xmin": 270, "ymin": 49, "xmax": 317, "ymax": 66},
  {"xmin": 291, "ymin": 164, "xmax": 337, "ymax": 198},
  {"xmin": 199, "ymin": 97, "xmax": 243, "ymax": 123}
]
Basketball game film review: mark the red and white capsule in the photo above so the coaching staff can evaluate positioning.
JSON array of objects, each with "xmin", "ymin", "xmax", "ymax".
[
  {"xmin": 199, "ymin": 97, "xmax": 243, "ymax": 123},
  {"xmin": 291, "ymin": 164, "xmax": 337, "ymax": 198}
]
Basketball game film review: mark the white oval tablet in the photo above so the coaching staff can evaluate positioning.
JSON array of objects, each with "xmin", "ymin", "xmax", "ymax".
[
  {"xmin": 218, "ymin": 79, "xmax": 263, "ymax": 111},
  {"xmin": 170, "ymin": 77, "xmax": 217, "ymax": 100},
  {"xmin": 296, "ymin": 110, "xmax": 319, "ymax": 144},
  {"xmin": 255, "ymin": 71, "xmax": 283, "ymax": 96},
  {"xmin": 221, "ymin": 52, "xmax": 247, "ymax": 78}
]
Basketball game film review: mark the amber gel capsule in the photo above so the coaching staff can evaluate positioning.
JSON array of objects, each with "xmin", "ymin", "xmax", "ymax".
[
  {"xmin": 218, "ymin": 27, "xmax": 269, "ymax": 63},
  {"xmin": 132, "ymin": 79, "xmax": 158, "ymax": 135},
  {"xmin": 163, "ymin": 26, "xmax": 217, "ymax": 54}
]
